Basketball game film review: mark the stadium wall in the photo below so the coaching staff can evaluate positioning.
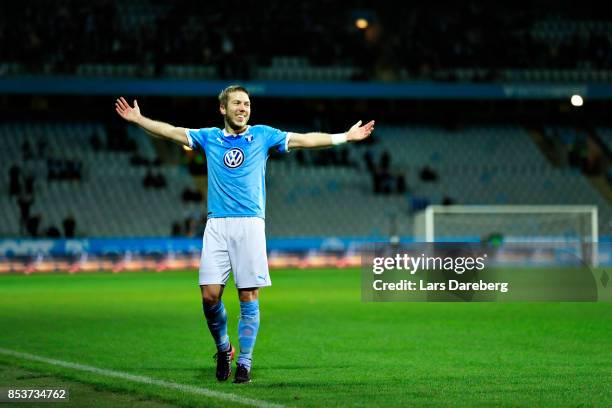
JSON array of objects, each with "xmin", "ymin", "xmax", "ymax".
[{"xmin": 1, "ymin": 78, "xmax": 611, "ymax": 99}]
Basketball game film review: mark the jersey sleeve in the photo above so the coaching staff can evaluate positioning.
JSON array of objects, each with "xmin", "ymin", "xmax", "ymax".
[
  {"xmin": 263, "ymin": 125, "xmax": 290, "ymax": 153},
  {"xmin": 184, "ymin": 128, "xmax": 209, "ymax": 150}
]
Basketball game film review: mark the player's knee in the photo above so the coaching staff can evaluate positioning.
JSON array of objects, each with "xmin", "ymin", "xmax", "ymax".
[
  {"xmin": 202, "ymin": 291, "xmax": 221, "ymax": 306},
  {"xmin": 238, "ymin": 288, "xmax": 259, "ymax": 302},
  {"xmin": 201, "ymin": 284, "xmax": 224, "ymax": 306},
  {"xmin": 202, "ymin": 288, "xmax": 221, "ymax": 306}
]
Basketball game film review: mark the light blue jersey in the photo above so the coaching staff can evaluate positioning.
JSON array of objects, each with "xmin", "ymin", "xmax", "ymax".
[{"xmin": 185, "ymin": 125, "xmax": 289, "ymax": 219}]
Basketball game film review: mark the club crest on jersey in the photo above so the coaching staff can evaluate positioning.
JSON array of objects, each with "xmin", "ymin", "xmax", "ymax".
[
  {"xmin": 245, "ymin": 134, "xmax": 253, "ymax": 143},
  {"xmin": 223, "ymin": 148, "xmax": 245, "ymax": 168}
]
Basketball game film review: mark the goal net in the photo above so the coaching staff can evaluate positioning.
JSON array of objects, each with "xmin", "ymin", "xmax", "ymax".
[{"xmin": 414, "ymin": 205, "xmax": 598, "ymax": 264}]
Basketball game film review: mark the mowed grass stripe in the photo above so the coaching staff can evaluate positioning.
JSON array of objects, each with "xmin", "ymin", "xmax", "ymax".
[{"xmin": 0, "ymin": 347, "xmax": 286, "ymax": 408}]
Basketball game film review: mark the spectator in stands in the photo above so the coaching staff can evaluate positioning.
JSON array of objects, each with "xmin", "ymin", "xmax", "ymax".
[
  {"xmin": 369, "ymin": 151, "xmax": 395, "ymax": 194},
  {"xmin": 154, "ymin": 172, "xmax": 167, "ymax": 188},
  {"xmin": 411, "ymin": 197, "xmax": 430, "ymax": 212},
  {"xmin": 143, "ymin": 169, "xmax": 167, "ymax": 189},
  {"xmin": 18, "ymin": 193, "xmax": 33, "ymax": 233},
  {"xmin": 363, "ymin": 149, "xmax": 375, "ymax": 173},
  {"xmin": 420, "ymin": 165, "xmax": 438, "ymax": 182},
  {"xmin": 143, "ymin": 169, "xmax": 155, "ymax": 188},
  {"xmin": 67, "ymin": 160, "xmax": 82, "ymax": 181},
  {"xmin": 171, "ymin": 221, "xmax": 182, "ymax": 237},
  {"xmin": 396, "ymin": 174, "xmax": 407, "ymax": 194},
  {"xmin": 183, "ymin": 215, "xmax": 197, "ymax": 237},
  {"xmin": 9, "ymin": 164, "xmax": 21, "ymax": 196},
  {"xmin": 24, "ymin": 173, "xmax": 35, "ymax": 195},
  {"xmin": 442, "ymin": 196, "xmax": 456, "ymax": 205},
  {"xmin": 63, "ymin": 215, "xmax": 76, "ymax": 238},
  {"xmin": 182, "ymin": 187, "xmax": 203, "ymax": 202},
  {"xmin": 26, "ymin": 214, "xmax": 41, "ymax": 237},
  {"xmin": 106, "ymin": 123, "xmax": 135, "ymax": 151},
  {"xmin": 584, "ymin": 139, "xmax": 603, "ymax": 176},
  {"xmin": 380, "ymin": 150, "xmax": 391, "ymax": 171},
  {"xmin": 46, "ymin": 225, "xmax": 61, "ymax": 238},
  {"xmin": 372, "ymin": 167, "xmax": 393, "ymax": 194}
]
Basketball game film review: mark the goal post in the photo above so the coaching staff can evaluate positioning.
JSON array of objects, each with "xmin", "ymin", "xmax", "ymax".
[{"xmin": 414, "ymin": 205, "xmax": 598, "ymax": 264}]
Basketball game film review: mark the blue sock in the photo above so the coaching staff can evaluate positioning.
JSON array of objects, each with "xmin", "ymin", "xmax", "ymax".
[
  {"xmin": 203, "ymin": 301, "xmax": 230, "ymax": 352},
  {"xmin": 237, "ymin": 300, "xmax": 260, "ymax": 370}
]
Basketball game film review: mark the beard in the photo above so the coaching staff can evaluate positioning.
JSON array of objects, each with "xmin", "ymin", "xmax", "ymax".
[{"xmin": 226, "ymin": 114, "xmax": 249, "ymax": 131}]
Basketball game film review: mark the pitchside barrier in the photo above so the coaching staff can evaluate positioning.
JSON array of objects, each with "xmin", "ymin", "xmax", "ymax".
[{"xmin": 0, "ymin": 236, "xmax": 611, "ymax": 274}]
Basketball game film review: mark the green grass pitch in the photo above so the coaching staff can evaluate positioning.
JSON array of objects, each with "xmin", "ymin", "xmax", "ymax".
[{"xmin": 0, "ymin": 268, "xmax": 610, "ymax": 407}]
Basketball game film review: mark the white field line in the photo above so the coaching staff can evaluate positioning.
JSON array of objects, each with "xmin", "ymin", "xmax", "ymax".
[{"xmin": 0, "ymin": 347, "xmax": 286, "ymax": 408}]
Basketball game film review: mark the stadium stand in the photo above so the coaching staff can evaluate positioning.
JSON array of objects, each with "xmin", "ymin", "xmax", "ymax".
[
  {"xmin": 2, "ymin": 1, "xmax": 612, "ymax": 81},
  {"xmin": 269, "ymin": 125, "xmax": 611, "ymax": 236},
  {"xmin": 0, "ymin": 123, "xmax": 202, "ymax": 237},
  {"xmin": 1, "ymin": 0, "xmax": 611, "ymax": 240},
  {"xmin": 3, "ymin": 122, "xmax": 608, "ymax": 238}
]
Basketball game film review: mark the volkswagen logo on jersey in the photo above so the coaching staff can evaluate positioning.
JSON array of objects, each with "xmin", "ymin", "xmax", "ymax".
[{"xmin": 223, "ymin": 148, "xmax": 245, "ymax": 168}]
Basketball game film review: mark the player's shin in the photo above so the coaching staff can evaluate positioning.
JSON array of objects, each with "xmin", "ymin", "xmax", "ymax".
[
  {"xmin": 237, "ymin": 300, "xmax": 260, "ymax": 369},
  {"xmin": 203, "ymin": 300, "xmax": 230, "ymax": 352}
]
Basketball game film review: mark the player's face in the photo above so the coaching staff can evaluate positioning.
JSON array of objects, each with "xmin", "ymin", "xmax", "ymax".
[{"xmin": 221, "ymin": 91, "xmax": 251, "ymax": 132}]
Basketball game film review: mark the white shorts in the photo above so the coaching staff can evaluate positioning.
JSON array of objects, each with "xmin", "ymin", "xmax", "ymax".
[{"xmin": 199, "ymin": 217, "xmax": 271, "ymax": 288}]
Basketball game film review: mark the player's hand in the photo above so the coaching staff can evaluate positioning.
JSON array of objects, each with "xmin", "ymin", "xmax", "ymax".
[
  {"xmin": 346, "ymin": 120, "xmax": 375, "ymax": 142},
  {"xmin": 115, "ymin": 97, "xmax": 142, "ymax": 123}
]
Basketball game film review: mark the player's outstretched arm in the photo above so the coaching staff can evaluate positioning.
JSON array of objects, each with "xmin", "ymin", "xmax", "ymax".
[
  {"xmin": 287, "ymin": 120, "xmax": 375, "ymax": 150},
  {"xmin": 115, "ymin": 97, "xmax": 189, "ymax": 146}
]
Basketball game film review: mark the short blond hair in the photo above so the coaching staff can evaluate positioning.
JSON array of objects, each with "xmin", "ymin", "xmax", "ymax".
[{"xmin": 218, "ymin": 85, "xmax": 249, "ymax": 107}]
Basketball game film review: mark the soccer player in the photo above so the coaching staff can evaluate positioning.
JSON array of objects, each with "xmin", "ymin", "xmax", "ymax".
[{"xmin": 115, "ymin": 85, "xmax": 375, "ymax": 383}]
